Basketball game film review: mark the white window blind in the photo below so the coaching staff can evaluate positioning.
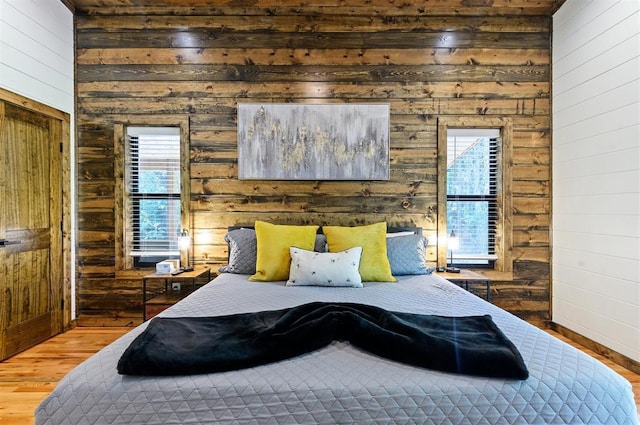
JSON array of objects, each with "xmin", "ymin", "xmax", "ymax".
[
  {"xmin": 447, "ymin": 129, "xmax": 499, "ymax": 265},
  {"xmin": 126, "ymin": 127, "xmax": 181, "ymax": 260}
]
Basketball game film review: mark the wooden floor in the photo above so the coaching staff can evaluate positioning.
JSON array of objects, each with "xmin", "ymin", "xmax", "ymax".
[
  {"xmin": 0, "ymin": 327, "xmax": 638, "ymax": 424},
  {"xmin": 0, "ymin": 328, "xmax": 130, "ymax": 425}
]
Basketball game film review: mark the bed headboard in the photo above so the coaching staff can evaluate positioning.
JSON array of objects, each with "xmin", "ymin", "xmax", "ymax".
[
  {"xmin": 386, "ymin": 227, "xmax": 422, "ymax": 235},
  {"xmin": 227, "ymin": 225, "xmax": 422, "ymax": 235}
]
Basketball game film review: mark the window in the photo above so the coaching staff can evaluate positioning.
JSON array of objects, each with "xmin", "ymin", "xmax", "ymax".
[
  {"xmin": 115, "ymin": 120, "xmax": 189, "ymax": 270},
  {"xmin": 126, "ymin": 127, "xmax": 181, "ymax": 267},
  {"xmin": 437, "ymin": 117, "xmax": 512, "ymax": 272},
  {"xmin": 446, "ymin": 129, "xmax": 499, "ymax": 267}
]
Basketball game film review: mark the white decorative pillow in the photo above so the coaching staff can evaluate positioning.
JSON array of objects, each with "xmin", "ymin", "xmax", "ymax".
[{"xmin": 287, "ymin": 246, "xmax": 363, "ymax": 288}]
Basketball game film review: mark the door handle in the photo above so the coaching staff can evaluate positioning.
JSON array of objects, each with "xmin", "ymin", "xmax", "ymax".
[{"xmin": 0, "ymin": 239, "xmax": 20, "ymax": 246}]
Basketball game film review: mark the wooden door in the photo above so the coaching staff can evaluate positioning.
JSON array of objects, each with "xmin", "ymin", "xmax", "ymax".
[{"xmin": 0, "ymin": 100, "xmax": 64, "ymax": 360}]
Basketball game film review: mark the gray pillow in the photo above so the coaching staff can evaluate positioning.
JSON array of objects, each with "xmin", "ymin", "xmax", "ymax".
[
  {"xmin": 218, "ymin": 228, "xmax": 257, "ymax": 274},
  {"xmin": 386, "ymin": 234, "xmax": 434, "ymax": 275},
  {"xmin": 219, "ymin": 229, "xmax": 328, "ymax": 274},
  {"xmin": 314, "ymin": 233, "xmax": 328, "ymax": 253}
]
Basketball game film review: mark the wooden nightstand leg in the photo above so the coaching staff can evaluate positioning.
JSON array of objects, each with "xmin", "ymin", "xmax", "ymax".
[
  {"xmin": 486, "ymin": 280, "xmax": 491, "ymax": 302},
  {"xmin": 142, "ymin": 278, "xmax": 147, "ymax": 321}
]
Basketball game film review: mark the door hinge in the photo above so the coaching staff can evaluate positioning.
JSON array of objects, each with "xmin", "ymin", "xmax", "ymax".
[{"xmin": 60, "ymin": 142, "xmax": 63, "ymax": 153}]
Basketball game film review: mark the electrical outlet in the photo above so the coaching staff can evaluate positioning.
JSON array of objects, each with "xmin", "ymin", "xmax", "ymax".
[{"xmin": 171, "ymin": 282, "xmax": 181, "ymax": 291}]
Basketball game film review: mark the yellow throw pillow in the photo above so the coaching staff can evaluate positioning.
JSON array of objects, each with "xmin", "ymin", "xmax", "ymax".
[
  {"xmin": 323, "ymin": 222, "xmax": 396, "ymax": 282},
  {"xmin": 249, "ymin": 221, "xmax": 319, "ymax": 281}
]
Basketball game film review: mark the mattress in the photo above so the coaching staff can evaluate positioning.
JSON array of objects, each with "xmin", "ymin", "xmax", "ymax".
[{"xmin": 36, "ymin": 273, "xmax": 638, "ymax": 424}]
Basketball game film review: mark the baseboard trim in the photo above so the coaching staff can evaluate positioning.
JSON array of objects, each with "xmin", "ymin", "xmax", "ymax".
[{"xmin": 549, "ymin": 322, "xmax": 640, "ymax": 375}]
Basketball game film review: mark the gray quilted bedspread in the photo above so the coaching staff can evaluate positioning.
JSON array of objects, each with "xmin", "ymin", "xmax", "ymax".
[{"xmin": 36, "ymin": 274, "xmax": 638, "ymax": 424}]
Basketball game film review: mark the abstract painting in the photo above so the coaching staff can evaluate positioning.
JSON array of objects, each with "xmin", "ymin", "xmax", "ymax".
[{"xmin": 237, "ymin": 103, "xmax": 390, "ymax": 180}]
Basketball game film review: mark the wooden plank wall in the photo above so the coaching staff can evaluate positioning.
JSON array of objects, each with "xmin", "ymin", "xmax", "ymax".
[{"xmin": 74, "ymin": 4, "xmax": 551, "ymax": 326}]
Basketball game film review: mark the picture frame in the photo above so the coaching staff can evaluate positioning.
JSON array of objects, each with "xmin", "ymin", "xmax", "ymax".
[{"xmin": 237, "ymin": 103, "xmax": 390, "ymax": 180}]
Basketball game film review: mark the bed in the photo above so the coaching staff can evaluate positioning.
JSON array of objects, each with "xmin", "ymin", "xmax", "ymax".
[{"xmin": 36, "ymin": 223, "xmax": 638, "ymax": 424}]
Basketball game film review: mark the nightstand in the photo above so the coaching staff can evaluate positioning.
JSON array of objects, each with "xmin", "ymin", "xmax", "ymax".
[
  {"xmin": 435, "ymin": 269, "xmax": 492, "ymax": 301},
  {"xmin": 142, "ymin": 267, "xmax": 212, "ymax": 321}
]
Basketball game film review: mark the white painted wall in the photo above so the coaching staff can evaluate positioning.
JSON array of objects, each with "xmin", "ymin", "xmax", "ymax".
[
  {"xmin": 0, "ymin": 0, "xmax": 73, "ymax": 112},
  {"xmin": 552, "ymin": 0, "xmax": 640, "ymax": 362},
  {"xmin": 0, "ymin": 0, "xmax": 75, "ymax": 317}
]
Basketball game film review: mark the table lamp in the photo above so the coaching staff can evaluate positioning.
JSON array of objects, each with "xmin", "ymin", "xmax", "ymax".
[
  {"xmin": 446, "ymin": 229, "xmax": 460, "ymax": 273},
  {"xmin": 178, "ymin": 229, "xmax": 193, "ymax": 272}
]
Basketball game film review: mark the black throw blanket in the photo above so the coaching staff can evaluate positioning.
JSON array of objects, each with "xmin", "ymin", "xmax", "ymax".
[{"xmin": 117, "ymin": 302, "xmax": 528, "ymax": 380}]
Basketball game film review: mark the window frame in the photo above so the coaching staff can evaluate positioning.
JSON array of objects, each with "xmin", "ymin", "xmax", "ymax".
[
  {"xmin": 114, "ymin": 117, "xmax": 190, "ymax": 271},
  {"xmin": 446, "ymin": 129, "xmax": 499, "ymax": 268},
  {"xmin": 437, "ymin": 117, "xmax": 513, "ymax": 272}
]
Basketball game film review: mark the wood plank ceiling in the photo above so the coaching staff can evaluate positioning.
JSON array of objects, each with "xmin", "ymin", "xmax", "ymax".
[{"xmin": 63, "ymin": 0, "xmax": 567, "ymax": 17}]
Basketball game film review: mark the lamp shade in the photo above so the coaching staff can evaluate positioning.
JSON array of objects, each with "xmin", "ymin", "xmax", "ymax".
[
  {"xmin": 178, "ymin": 229, "xmax": 193, "ymax": 271},
  {"xmin": 179, "ymin": 229, "xmax": 191, "ymax": 250},
  {"xmin": 448, "ymin": 230, "xmax": 459, "ymax": 251}
]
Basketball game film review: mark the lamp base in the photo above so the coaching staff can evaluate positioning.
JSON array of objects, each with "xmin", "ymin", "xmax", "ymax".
[{"xmin": 445, "ymin": 266, "xmax": 460, "ymax": 273}]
